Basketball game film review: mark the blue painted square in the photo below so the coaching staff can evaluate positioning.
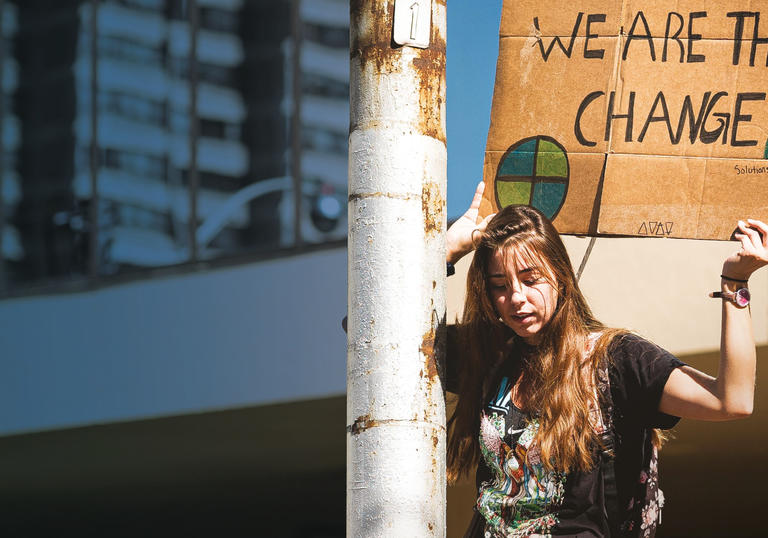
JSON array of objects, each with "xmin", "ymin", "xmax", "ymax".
[
  {"xmin": 498, "ymin": 139, "xmax": 536, "ymax": 176},
  {"xmin": 532, "ymin": 182, "xmax": 567, "ymax": 220}
]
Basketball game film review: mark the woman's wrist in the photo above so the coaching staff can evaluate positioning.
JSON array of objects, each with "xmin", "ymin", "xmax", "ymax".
[
  {"xmin": 447, "ymin": 234, "xmax": 481, "ymax": 264},
  {"xmin": 721, "ymin": 262, "xmax": 752, "ymax": 282},
  {"xmin": 447, "ymin": 246, "xmax": 471, "ymax": 265},
  {"xmin": 446, "ymin": 251, "xmax": 463, "ymax": 265},
  {"xmin": 721, "ymin": 278, "xmax": 745, "ymax": 292},
  {"xmin": 720, "ymin": 273, "xmax": 749, "ymax": 284}
]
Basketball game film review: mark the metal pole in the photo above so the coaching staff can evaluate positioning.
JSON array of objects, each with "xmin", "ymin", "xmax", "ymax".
[{"xmin": 347, "ymin": 0, "xmax": 447, "ymax": 536}]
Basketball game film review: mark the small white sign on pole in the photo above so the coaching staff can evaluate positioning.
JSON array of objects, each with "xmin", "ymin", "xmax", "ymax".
[{"xmin": 393, "ymin": 0, "xmax": 431, "ymax": 49}]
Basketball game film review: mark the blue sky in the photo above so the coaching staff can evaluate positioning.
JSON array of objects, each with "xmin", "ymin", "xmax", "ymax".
[{"xmin": 446, "ymin": 1, "xmax": 503, "ymax": 218}]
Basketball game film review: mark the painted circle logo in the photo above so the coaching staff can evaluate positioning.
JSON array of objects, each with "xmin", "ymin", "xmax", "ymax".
[{"xmin": 494, "ymin": 136, "xmax": 569, "ymax": 221}]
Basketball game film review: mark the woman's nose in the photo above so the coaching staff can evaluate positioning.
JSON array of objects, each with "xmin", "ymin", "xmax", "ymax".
[{"xmin": 508, "ymin": 287, "xmax": 526, "ymax": 305}]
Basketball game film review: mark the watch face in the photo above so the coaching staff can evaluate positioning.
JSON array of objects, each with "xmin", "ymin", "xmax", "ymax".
[{"xmin": 735, "ymin": 288, "xmax": 751, "ymax": 307}]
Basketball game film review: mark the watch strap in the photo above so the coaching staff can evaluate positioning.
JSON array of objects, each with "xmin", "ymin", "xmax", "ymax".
[{"xmin": 710, "ymin": 287, "xmax": 750, "ymax": 307}]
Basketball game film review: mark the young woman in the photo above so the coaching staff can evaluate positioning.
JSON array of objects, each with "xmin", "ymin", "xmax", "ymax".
[{"xmin": 445, "ymin": 183, "xmax": 767, "ymax": 537}]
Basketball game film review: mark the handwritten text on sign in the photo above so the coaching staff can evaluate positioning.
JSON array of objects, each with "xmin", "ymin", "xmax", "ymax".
[{"xmin": 533, "ymin": 11, "xmax": 766, "ymax": 149}]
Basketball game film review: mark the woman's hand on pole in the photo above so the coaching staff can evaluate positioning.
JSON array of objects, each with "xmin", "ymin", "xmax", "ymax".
[{"xmin": 446, "ymin": 181, "xmax": 496, "ymax": 265}]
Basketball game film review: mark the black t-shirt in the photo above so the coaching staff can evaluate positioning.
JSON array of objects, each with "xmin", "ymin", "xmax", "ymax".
[{"xmin": 450, "ymin": 333, "xmax": 685, "ymax": 537}]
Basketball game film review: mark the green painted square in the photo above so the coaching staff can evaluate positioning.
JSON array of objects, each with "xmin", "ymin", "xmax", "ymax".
[
  {"xmin": 498, "ymin": 139, "xmax": 536, "ymax": 176},
  {"xmin": 536, "ymin": 141, "xmax": 567, "ymax": 177},
  {"xmin": 496, "ymin": 181, "xmax": 532, "ymax": 208},
  {"xmin": 532, "ymin": 182, "xmax": 567, "ymax": 219}
]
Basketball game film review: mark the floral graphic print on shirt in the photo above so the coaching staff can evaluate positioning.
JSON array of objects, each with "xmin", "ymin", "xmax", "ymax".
[
  {"xmin": 621, "ymin": 444, "xmax": 665, "ymax": 537},
  {"xmin": 476, "ymin": 376, "xmax": 566, "ymax": 538}
]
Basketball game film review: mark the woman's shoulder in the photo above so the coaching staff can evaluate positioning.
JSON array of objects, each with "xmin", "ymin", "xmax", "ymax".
[
  {"xmin": 587, "ymin": 330, "xmax": 663, "ymax": 368},
  {"xmin": 601, "ymin": 332, "xmax": 686, "ymax": 425},
  {"xmin": 604, "ymin": 332, "xmax": 681, "ymax": 365},
  {"xmin": 603, "ymin": 331, "xmax": 684, "ymax": 380},
  {"xmin": 590, "ymin": 330, "xmax": 665, "ymax": 359}
]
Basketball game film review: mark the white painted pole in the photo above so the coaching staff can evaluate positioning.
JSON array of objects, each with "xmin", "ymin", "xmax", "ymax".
[{"xmin": 347, "ymin": 0, "xmax": 447, "ymax": 536}]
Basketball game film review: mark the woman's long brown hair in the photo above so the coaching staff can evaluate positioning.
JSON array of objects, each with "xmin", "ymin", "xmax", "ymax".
[{"xmin": 447, "ymin": 205, "xmax": 633, "ymax": 482}]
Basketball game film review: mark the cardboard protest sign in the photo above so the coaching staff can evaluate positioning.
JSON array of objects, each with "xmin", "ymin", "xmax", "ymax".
[{"xmin": 480, "ymin": 0, "xmax": 768, "ymax": 239}]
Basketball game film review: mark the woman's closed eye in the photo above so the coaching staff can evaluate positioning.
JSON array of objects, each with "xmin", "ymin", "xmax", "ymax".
[{"xmin": 489, "ymin": 277, "xmax": 541, "ymax": 290}]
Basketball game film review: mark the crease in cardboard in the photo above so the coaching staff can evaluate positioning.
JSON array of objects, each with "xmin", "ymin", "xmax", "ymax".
[
  {"xmin": 608, "ymin": 34, "xmax": 625, "ymax": 156},
  {"xmin": 701, "ymin": 159, "xmax": 717, "ymax": 236},
  {"xmin": 488, "ymin": 151, "xmax": 768, "ymax": 163},
  {"xmin": 690, "ymin": 158, "xmax": 703, "ymax": 237},
  {"xmin": 519, "ymin": 36, "xmax": 539, "ymax": 90}
]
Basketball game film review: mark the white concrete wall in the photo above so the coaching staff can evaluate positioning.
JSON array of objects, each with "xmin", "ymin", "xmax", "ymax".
[
  {"xmin": 448, "ymin": 236, "xmax": 768, "ymax": 355},
  {"xmin": 0, "ymin": 248, "xmax": 348, "ymax": 435}
]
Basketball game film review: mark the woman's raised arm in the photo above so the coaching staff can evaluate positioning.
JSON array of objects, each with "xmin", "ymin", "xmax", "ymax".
[{"xmin": 660, "ymin": 219, "xmax": 768, "ymax": 420}]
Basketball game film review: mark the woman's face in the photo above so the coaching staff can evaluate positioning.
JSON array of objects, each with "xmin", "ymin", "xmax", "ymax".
[{"xmin": 487, "ymin": 246, "xmax": 559, "ymax": 345}]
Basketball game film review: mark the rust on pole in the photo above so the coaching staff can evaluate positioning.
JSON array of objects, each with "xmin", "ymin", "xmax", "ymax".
[{"xmin": 347, "ymin": 0, "xmax": 447, "ymax": 535}]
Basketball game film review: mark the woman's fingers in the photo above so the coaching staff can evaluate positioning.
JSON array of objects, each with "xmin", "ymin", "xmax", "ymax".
[
  {"xmin": 470, "ymin": 180, "xmax": 485, "ymax": 204},
  {"xmin": 734, "ymin": 232, "xmax": 751, "ymax": 253},
  {"xmin": 746, "ymin": 219, "xmax": 768, "ymax": 247},
  {"xmin": 447, "ymin": 182, "xmax": 491, "ymax": 262},
  {"xmin": 470, "ymin": 228, "xmax": 482, "ymax": 248},
  {"xmin": 457, "ymin": 181, "xmax": 485, "ymax": 224},
  {"xmin": 738, "ymin": 221, "xmax": 761, "ymax": 250},
  {"xmin": 477, "ymin": 212, "xmax": 496, "ymax": 231},
  {"xmin": 446, "ymin": 181, "xmax": 495, "ymax": 261},
  {"xmin": 724, "ymin": 219, "xmax": 768, "ymax": 279},
  {"xmin": 470, "ymin": 213, "xmax": 496, "ymax": 246}
]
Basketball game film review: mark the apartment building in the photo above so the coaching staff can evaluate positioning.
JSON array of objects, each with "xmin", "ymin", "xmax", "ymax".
[{"xmin": 1, "ymin": 1, "xmax": 348, "ymax": 535}]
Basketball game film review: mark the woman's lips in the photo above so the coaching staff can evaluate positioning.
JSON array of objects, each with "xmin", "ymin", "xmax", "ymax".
[{"xmin": 510, "ymin": 313, "xmax": 534, "ymax": 323}]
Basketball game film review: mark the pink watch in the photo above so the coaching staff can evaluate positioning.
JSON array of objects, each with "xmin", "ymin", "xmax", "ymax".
[{"xmin": 710, "ymin": 287, "xmax": 750, "ymax": 307}]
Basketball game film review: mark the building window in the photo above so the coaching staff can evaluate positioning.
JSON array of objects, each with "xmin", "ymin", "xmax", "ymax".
[
  {"xmin": 200, "ymin": 7, "xmax": 238, "ymax": 33},
  {"xmin": 99, "ymin": 35, "xmax": 165, "ymax": 66},
  {"xmin": 199, "ymin": 118, "xmax": 240, "ymax": 141},
  {"xmin": 303, "ymin": 22, "xmax": 348, "ymax": 49},
  {"xmin": 302, "ymin": 73, "xmax": 348, "ymax": 100},
  {"xmin": 117, "ymin": 0, "xmax": 165, "ymax": 12},
  {"xmin": 102, "ymin": 148, "xmax": 168, "ymax": 180},
  {"xmin": 302, "ymin": 127, "xmax": 346, "ymax": 155},
  {"xmin": 168, "ymin": 56, "xmax": 236, "ymax": 87},
  {"xmin": 165, "ymin": 0, "xmax": 188, "ymax": 20},
  {"xmin": 101, "ymin": 91, "xmax": 167, "ymax": 126}
]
